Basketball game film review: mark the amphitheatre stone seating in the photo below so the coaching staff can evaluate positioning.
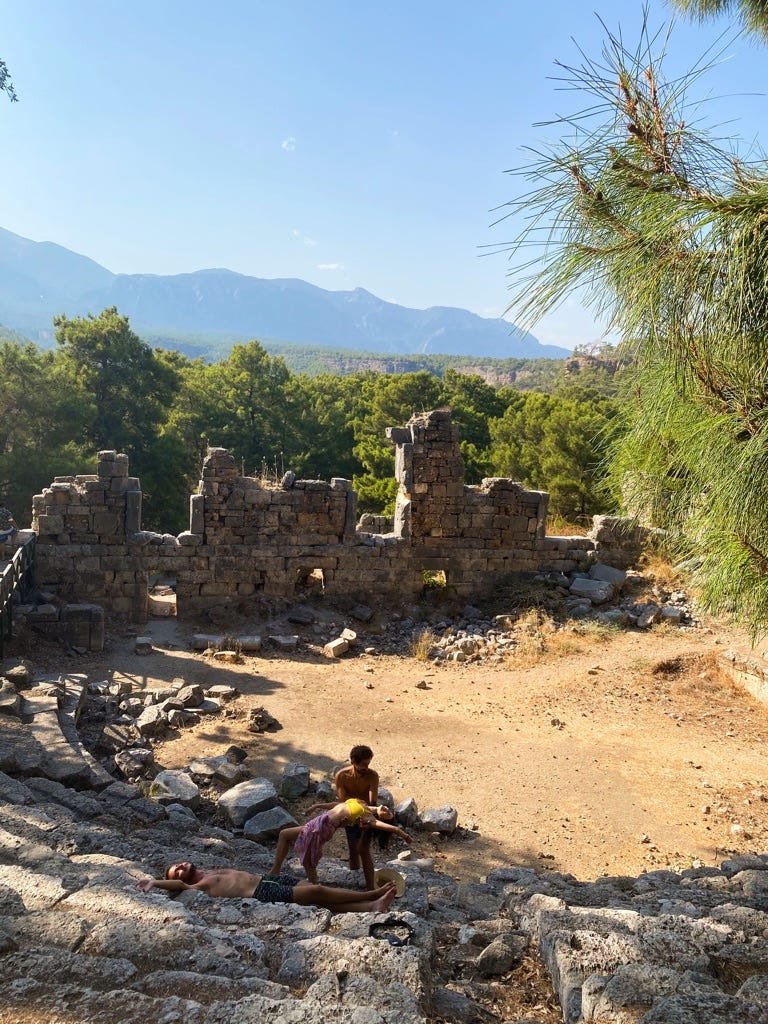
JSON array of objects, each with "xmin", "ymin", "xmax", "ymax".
[{"xmin": 1, "ymin": 664, "xmax": 768, "ymax": 1022}]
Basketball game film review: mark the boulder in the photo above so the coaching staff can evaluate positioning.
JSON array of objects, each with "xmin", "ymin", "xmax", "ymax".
[
  {"xmin": 243, "ymin": 806, "xmax": 299, "ymax": 842},
  {"xmin": 149, "ymin": 770, "xmax": 200, "ymax": 809},
  {"xmin": 419, "ymin": 806, "xmax": 458, "ymax": 834},
  {"xmin": 217, "ymin": 778, "xmax": 279, "ymax": 828},
  {"xmin": 281, "ymin": 764, "xmax": 310, "ymax": 800},
  {"xmin": 569, "ymin": 577, "xmax": 614, "ymax": 604},
  {"xmin": 135, "ymin": 706, "xmax": 168, "ymax": 737}
]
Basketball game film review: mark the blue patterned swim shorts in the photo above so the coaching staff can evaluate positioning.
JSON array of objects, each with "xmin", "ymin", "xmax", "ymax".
[{"xmin": 252, "ymin": 874, "xmax": 300, "ymax": 904}]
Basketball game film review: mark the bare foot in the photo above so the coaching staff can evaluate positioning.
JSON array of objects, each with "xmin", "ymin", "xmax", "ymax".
[{"xmin": 371, "ymin": 886, "xmax": 397, "ymax": 912}]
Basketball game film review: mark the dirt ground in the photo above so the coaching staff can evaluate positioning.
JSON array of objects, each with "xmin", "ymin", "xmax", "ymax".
[{"xmin": 58, "ymin": 607, "xmax": 768, "ymax": 886}]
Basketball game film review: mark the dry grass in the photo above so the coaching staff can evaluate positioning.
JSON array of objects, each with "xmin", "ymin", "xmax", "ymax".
[
  {"xmin": 639, "ymin": 551, "xmax": 687, "ymax": 591},
  {"xmin": 505, "ymin": 613, "xmax": 621, "ymax": 667},
  {"xmin": 547, "ymin": 512, "xmax": 590, "ymax": 537},
  {"xmin": 411, "ymin": 628, "xmax": 437, "ymax": 661}
]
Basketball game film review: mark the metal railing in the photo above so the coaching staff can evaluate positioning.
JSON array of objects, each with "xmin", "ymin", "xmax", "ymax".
[{"xmin": 0, "ymin": 535, "xmax": 35, "ymax": 657}]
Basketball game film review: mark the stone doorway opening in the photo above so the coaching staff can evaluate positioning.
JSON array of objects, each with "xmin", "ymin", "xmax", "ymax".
[
  {"xmin": 148, "ymin": 574, "xmax": 177, "ymax": 617},
  {"xmin": 422, "ymin": 569, "xmax": 447, "ymax": 591},
  {"xmin": 296, "ymin": 567, "xmax": 325, "ymax": 596}
]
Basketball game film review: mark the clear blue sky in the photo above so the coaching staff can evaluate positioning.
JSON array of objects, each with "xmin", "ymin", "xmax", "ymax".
[{"xmin": 1, "ymin": 1, "xmax": 765, "ymax": 349}]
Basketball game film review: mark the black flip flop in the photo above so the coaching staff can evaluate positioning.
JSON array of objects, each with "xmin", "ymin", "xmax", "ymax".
[{"xmin": 368, "ymin": 916, "xmax": 415, "ymax": 947}]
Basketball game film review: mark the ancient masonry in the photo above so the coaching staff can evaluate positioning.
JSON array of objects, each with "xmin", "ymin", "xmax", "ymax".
[{"xmin": 29, "ymin": 409, "xmax": 603, "ymax": 623}]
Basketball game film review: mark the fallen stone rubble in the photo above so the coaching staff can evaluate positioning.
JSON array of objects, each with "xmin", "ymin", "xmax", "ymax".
[{"xmin": 180, "ymin": 565, "xmax": 699, "ymax": 668}]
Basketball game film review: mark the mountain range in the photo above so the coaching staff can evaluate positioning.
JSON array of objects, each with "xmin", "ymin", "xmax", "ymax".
[{"xmin": 0, "ymin": 226, "xmax": 570, "ymax": 360}]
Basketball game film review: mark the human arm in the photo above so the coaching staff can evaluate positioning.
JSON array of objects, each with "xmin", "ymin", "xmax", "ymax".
[
  {"xmin": 305, "ymin": 800, "xmax": 341, "ymax": 815},
  {"xmin": 367, "ymin": 771, "xmax": 379, "ymax": 806},
  {"xmin": 369, "ymin": 820, "xmax": 411, "ymax": 841},
  {"xmin": 135, "ymin": 877, "xmax": 193, "ymax": 894}
]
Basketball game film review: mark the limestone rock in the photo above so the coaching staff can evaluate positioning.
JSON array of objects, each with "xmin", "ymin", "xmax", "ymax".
[
  {"xmin": 246, "ymin": 707, "xmax": 279, "ymax": 733},
  {"xmin": 324, "ymin": 637, "xmax": 349, "ymax": 658},
  {"xmin": 135, "ymin": 705, "xmax": 169, "ymax": 737},
  {"xmin": 569, "ymin": 577, "xmax": 615, "ymax": 604},
  {"xmin": 281, "ymin": 763, "xmax": 310, "ymax": 799},
  {"xmin": 419, "ymin": 805, "xmax": 458, "ymax": 834},
  {"xmin": 476, "ymin": 934, "xmax": 527, "ymax": 976},
  {"xmin": 243, "ymin": 806, "xmax": 299, "ymax": 842},
  {"xmin": 217, "ymin": 777, "xmax": 279, "ymax": 828},
  {"xmin": 0, "ymin": 680, "xmax": 21, "ymax": 716},
  {"xmin": 149, "ymin": 770, "xmax": 200, "ymax": 809}
]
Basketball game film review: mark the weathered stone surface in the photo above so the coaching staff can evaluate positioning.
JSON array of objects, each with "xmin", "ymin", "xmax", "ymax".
[
  {"xmin": 174, "ymin": 684, "xmax": 204, "ymax": 708},
  {"xmin": 475, "ymin": 934, "xmax": 527, "ymax": 976},
  {"xmin": 135, "ymin": 705, "xmax": 169, "ymax": 737},
  {"xmin": 243, "ymin": 806, "xmax": 299, "ymax": 842},
  {"xmin": 395, "ymin": 798, "xmax": 419, "ymax": 827},
  {"xmin": 569, "ymin": 577, "xmax": 615, "ymax": 604},
  {"xmin": 281, "ymin": 763, "xmax": 310, "ymax": 799},
  {"xmin": 0, "ymin": 681, "xmax": 21, "ymax": 716},
  {"xmin": 277, "ymin": 933, "xmax": 428, "ymax": 998},
  {"xmin": 419, "ymin": 806, "xmax": 458, "ymax": 834},
  {"xmin": 324, "ymin": 637, "xmax": 349, "ymax": 658},
  {"xmin": 149, "ymin": 770, "xmax": 200, "ymax": 809},
  {"xmin": 637, "ymin": 602, "xmax": 662, "ymax": 629},
  {"xmin": 246, "ymin": 707, "xmax": 279, "ymax": 733},
  {"xmin": 2, "ymin": 663, "xmax": 33, "ymax": 689},
  {"xmin": 589, "ymin": 563, "xmax": 627, "ymax": 588},
  {"xmin": 217, "ymin": 778, "xmax": 279, "ymax": 828}
]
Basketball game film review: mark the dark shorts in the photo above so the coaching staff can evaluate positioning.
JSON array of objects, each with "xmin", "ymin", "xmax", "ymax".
[
  {"xmin": 344, "ymin": 825, "xmax": 371, "ymax": 844},
  {"xmin": 252, "ymin": 874, "xmax": 299, "ymax": 904}
]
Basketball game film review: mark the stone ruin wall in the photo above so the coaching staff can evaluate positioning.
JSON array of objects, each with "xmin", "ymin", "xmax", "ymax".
[{"xmin": 30, "ymin": 409, "xmax": 596, "ymax": 622}]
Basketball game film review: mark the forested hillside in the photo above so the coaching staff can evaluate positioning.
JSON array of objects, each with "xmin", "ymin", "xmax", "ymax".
[{"xmin": 0, "ymin": 308, "xmax": 623, "ymax": 533}]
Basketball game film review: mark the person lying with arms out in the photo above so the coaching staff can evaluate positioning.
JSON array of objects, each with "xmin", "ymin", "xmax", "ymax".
[
  {"xmin": 135, "ymin": 860, "xmax": 398, "ymax": 913},
  {"xmin": 270, "ymin": 798, "xmax": 411, "ymax": 884}
]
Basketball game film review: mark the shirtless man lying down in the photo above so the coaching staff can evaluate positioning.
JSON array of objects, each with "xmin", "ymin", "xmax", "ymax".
[{"xmin": 135, "ymin": 860, "xmax": 397, "ymax": 913}]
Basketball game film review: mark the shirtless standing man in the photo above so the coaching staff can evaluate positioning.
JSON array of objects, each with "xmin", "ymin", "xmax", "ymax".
[
  {"xmin": 335, "ymin": 744, "xmax": 382, "ymax": 890},
  {"xmin": 135, "ymin": 860, "xmax": 397, "ymax": 913}
]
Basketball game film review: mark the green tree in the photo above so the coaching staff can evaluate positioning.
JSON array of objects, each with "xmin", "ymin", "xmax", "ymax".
[
  {"xmin": 488, "ymin": 387, "xmax": 619, "ymax": 520},
  {"xmin": 0, "ymin": 57, "xmax": 17, "ymax": 102},
  {"xmin": 0, "ymin": 341, "xmax": 90, "ymax": 522},
  {"xmin": 502, "ymin": 16, "xmax": 768, "ymax": 631},
  {"xmin": 204, "ymin": 340, "xmax": 300, "ymax": 477},
  {"xmin": 55, "ymin": 308, "xmax": 182, "ymax": 528},
  {"xmin": 441, "ymin": 369, "xmax": 506, "ymax": 481},
  {"xmin": 352, "ymin": 371, "xmax": 443, "ymax": 513},
  {"xmin": 669, "ymin": 0, "xmax": 768, "ymax": 38}
]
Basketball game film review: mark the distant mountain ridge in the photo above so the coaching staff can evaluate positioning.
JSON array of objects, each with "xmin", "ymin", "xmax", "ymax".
[{"xmin": 0, "ymin": 226, "xmax": 570, "ymax": 359}]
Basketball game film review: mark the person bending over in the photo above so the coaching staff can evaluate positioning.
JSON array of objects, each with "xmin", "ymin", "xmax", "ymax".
[
  {"xmin": 270, "ymin": 798, "xmax": 410, "ymax": 883},
  {"xmin": 135, "ymin": 860, "xmax": 397, "ymax": 913}
]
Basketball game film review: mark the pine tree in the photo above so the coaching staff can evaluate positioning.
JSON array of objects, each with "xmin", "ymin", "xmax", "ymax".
[
  {"xmin": 501, "ymin": 16, "xmax": 768, "ymax": 634},
  {"xmin": 669, "ymin": 0, "xmax": 768, "ymax": 39}
]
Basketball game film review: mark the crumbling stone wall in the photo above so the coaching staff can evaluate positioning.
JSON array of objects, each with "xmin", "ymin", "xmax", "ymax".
[{"xmin": 32, "ymin": 409, "xmax": 598, "ymax": 621}]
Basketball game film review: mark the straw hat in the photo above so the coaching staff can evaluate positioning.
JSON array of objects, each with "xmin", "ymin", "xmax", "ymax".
[{"xmin": 374, "ymin": 867, "xmax": 406, "ymax": 897}]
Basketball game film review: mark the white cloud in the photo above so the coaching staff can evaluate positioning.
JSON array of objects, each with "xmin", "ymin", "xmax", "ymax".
[
  {"xmin": 281, "ymin": 137, "xmax": 296, "ymax": 151},
  {"xmin": 317, "ymin": 263, "xmax": 343, "ymax": 271},
  {"xmin": 291, "ymin": 228, "xmax": 317, "ymax": 247}
]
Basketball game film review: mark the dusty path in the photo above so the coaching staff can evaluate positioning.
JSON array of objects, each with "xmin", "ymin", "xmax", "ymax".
[{"xmin": 75, "ymin": 614, "xmax": 768, "ymax": 884}]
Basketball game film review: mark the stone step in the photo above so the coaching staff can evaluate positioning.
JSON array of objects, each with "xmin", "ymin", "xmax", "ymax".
[{"xmin": 21, "ymin": 684, "xmax": 110, "ymax": 790}]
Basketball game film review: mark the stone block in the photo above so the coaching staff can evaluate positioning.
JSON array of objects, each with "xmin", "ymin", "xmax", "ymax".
[
  {"xmin": 324, "ymin": 638, "xmax": 349, "ymax": 658},
  {"xmin": 569, "ymin": 577, "xmax": 614, "ymax": 604}
]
